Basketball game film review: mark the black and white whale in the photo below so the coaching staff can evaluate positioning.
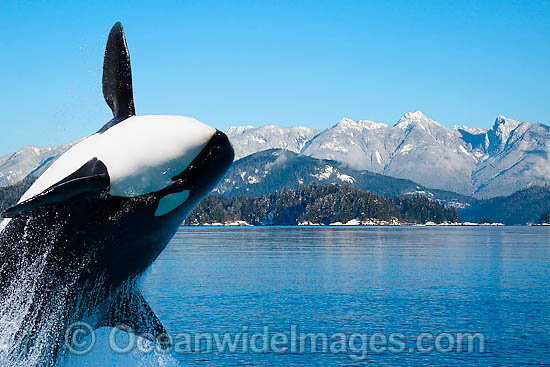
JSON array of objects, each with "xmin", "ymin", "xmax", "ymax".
[{"xmin": 0, "ymin": 22, "xmax": 233, "ymax": 365}]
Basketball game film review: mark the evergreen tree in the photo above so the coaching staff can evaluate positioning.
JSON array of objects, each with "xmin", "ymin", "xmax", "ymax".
[{"xmin": 184, "ymin": 184, "xmax": 459, "ymax": 226}]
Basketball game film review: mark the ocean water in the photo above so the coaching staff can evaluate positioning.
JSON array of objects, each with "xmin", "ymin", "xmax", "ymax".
[{"xmin": 64, "ymin": 226, "xmax": 549, "ymax": 366}]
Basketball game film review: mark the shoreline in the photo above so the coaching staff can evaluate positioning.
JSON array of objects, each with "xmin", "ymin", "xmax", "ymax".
[{"xmin": 181, "ymin": 220, "xmax": 542, "ymax": 227}]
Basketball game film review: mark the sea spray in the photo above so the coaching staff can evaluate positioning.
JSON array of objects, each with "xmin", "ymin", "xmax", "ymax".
[
  {"xmin": 0, "ymin": 217, "xmax": 105, "ymax": 366},
  {"xmin": 0, "ymin": 221, "xmax": 177, "ymax": 367}
]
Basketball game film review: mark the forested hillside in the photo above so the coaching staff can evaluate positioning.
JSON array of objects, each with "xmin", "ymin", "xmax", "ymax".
[
  {"xmin": 185, "ymin": 184, "xmax": 459, "ymax": 225},
  {"xmin": 461, "ymin": 185, "xmax": 550, "ymax": 225},
  {"xmin": 215, "ymin": 149, "xmax": 475, "ymax": 207}
]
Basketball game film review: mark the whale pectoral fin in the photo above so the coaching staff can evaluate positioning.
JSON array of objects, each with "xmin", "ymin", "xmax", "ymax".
[
  {"xmin": 98, "ymin": 289, "xmax": 169, "ymax": 343},
  {"xmin": 98, "ymin": 22, "xmax": 135, "ymax": 133},
  {"xmin": 2, "ymin": 158, "xmax": 110, "ymax": 218}
]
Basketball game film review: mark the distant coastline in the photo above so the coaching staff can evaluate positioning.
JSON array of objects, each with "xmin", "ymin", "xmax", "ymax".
[{"xmin": 184, "ymin": 220, "xmax": 513, "ymax": 227}]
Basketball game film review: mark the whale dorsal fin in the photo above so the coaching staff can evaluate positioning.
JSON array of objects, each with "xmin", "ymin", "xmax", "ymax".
[
  {"xmin": 99, "ymin": 22, "xmax": 135, "ymax": 133},
  {"xmin": 2, "ymin": 158, "xmax": 110, "ymax": 218}
]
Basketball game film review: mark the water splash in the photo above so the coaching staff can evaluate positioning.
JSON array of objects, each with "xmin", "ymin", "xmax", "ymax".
[
  {"xmin": 0, "ymin": 222, "xmax": 69, "ymax": 366},
  {"xmin": 0, "ymin": 218, "xmax": 178, "ymax": 367}
]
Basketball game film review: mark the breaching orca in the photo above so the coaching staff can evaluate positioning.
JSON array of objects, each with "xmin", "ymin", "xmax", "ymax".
[{"xmin": 0, "ymin": 22, "xmax": 234, "ymax": 364}]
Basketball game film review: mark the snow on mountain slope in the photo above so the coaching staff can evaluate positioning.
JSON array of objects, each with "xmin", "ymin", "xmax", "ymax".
[
  {"xmin": 226, "ymin": 112, "xmax": 550, "ymax": 198},
  {"xmin": 471, "ymin": 116, "xmax": 550, "ymax": 198},
  {"xmin": 1, "ymin": 113, "xmax": 548, "ymax": 199},
  {"xmin": 384, "ymin": 111, "xmax": 478, "ymax": 195},
  {"xmin": 226, "ymin": 125, "xmax": 319, "ymax": 160},
  {"xmin": 215, "ymin": 149, "xmax": 475, "ymax": 208},
  {"xmin": 301, "ymin": 111, "xmax": 478, "ymax": 194},
  {"xmin": 300, "ymin": 117, "xmax": 397, "ymax": 172}
]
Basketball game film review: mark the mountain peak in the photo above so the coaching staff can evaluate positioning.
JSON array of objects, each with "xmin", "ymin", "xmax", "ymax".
[
  {"xmin": 494, "ymin": 115, "xmax": 519, "ymax": 126},
  {"xmin": 395, "ymin": 110, "xmax": 441, "ymax": 130},
  {"xmin": 405, "ymin": 110, "xmax": 427, "ymax": 119},
  {"xmin": 495, "ymin": 115, "xmax": 508, "ymax": 123},
  {"xmin": 492, "ymin": 115, "xmax": 521, "ymax": 133},
  {"xmin": 226, "ymin": 125, "xmax": 255, "ymax": 135},
  {"xmin": 336, "ymin": 117, "xmax": 355, "ymax": 126}
]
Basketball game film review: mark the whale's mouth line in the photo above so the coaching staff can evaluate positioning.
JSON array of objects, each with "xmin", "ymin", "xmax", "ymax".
[{"xmin": 159, "ymin": 129, "xmax": 234, "ymax": 197}]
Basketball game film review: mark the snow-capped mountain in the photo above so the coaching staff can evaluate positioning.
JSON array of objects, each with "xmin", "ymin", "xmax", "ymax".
[
  {"xmin": 468, "ymin": 116, "xmax": 550, "ymax": 197},
  {"xmin": 0, "ymin": 112, "xmax": 548, "ymax": 199},
  {"xmin": 226, "ymin": 112, "xmax": 550, "ymax": 198},
  {"xmin": 226, "ymin": 125, "xmax": 320, "ymax": 160},
  {"xmin": 299, "ymin": 112, "xmax": 478, "ymax": 195}
]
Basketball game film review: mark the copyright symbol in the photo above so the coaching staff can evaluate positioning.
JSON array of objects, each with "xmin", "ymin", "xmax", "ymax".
[{"xmin": 65, "ymin": 321, "xmax": 95, "ymax": 355}]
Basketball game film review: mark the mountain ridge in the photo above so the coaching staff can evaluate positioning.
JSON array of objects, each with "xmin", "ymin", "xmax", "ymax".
[
  {"xmin": 0, "ymin": 111, "xmax": 548, "ymax": 199},
  {"xmin": 227, "ymin": 112, "xmax": 550, "ymax": 198}
]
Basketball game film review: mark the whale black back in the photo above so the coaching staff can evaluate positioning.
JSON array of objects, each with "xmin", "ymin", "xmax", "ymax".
[{"xmin": 99, "ymin": 22, "xmax": 135, "ymax": 133}]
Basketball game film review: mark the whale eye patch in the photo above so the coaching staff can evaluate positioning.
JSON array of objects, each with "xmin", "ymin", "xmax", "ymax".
[{"xmin": 154, "ymin": 190, "xmax": 190, "ymax": 217}]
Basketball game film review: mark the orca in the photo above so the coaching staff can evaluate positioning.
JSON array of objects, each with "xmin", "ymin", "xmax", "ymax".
[{"xmin": 0, "ymin": 22, "xmax": 234, "ymax": 364}]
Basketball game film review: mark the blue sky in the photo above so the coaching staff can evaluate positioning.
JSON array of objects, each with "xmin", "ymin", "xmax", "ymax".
[{"xmin": 0, "ymin": 0, "xmax": 549, "ymax": 155}]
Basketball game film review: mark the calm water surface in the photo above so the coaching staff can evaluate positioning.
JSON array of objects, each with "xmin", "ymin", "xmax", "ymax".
[{"xmin": 79, "ymin": 227, "xmax": 550, "ymax": 366}]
